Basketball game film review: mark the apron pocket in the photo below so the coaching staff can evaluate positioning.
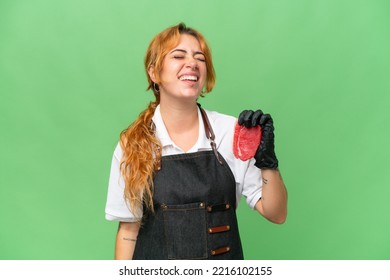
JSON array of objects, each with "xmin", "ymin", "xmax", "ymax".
[{"xmin": 162, "ymin": 202, "xmax": 207, "ymax": 259}]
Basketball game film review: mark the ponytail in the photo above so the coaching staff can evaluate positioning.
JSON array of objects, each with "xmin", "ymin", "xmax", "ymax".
[{"xmin": 119, "ymin": 101, "xmax": 161, "ymax": 215}]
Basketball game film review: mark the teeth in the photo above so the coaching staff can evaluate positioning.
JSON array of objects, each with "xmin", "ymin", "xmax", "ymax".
[{"xmin": 179, "ymin": 75, "xmax": 198, "ymax": 81}]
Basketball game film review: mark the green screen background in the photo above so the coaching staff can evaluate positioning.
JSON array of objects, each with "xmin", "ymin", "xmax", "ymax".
[{"xmin": 1, "ymin": 0, "xmax": 390, "ymax": 259}]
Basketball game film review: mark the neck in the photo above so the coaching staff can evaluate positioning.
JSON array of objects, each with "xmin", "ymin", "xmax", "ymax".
[{"xmin": 159, "ymin": 100, "xmax": 199, "ymax": 134}]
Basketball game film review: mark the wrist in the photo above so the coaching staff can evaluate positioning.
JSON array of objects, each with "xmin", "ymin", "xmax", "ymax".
[{"xmin": 254, "ymin": 156, "xmax": 278, "ymax": 170}]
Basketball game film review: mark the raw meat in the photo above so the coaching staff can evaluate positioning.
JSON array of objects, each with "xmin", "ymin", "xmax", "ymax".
[{"xmin": 233, "ymin": 121, "xmax": 262, "ymax": 161}]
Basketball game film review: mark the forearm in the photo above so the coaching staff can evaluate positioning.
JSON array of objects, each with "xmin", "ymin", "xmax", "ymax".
[
  {"xmin": 255, "ymin": 169, "xmax": 287, "ymax": 224},
  {"xmin": 115, "ymin": 222, "xmax": 140, "ymax": 260}
]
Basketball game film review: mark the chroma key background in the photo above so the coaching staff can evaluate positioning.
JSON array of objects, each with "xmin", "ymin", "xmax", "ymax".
[{"xmin": 1, "ymin": 0, "xmax": 389, "ymax": 259}]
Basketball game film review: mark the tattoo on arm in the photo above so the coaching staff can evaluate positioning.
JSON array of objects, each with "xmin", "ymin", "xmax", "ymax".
[{"xmin": 263, "ymin": 178, "xmax": 269, "ymax": 185}]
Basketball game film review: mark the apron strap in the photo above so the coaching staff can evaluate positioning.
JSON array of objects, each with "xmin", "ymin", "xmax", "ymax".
[{"xmin": 198, "ymin": 103, "xmax": 223, "ymax": 165}]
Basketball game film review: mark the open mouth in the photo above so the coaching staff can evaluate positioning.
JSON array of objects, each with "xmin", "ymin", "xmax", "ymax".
[{"xmin": 179, "ymin": 75, "xmax": 199, "ymax": 82}]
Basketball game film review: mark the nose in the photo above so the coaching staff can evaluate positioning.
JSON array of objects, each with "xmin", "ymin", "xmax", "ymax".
[{"xmin": 186, "ymin": 57, "xmax": 198, "ymax": 70}]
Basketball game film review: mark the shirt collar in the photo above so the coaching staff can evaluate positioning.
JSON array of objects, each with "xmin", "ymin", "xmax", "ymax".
[{"xmin": 152, "ymin": 104, "xmax": 212, "ymax": 152}]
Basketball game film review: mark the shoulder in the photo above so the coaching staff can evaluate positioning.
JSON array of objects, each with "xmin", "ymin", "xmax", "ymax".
[
  {"xmin": 205, "ymin": 109, "xmax": 237, "ymax": 123},
  {"xmin": 204, "ymin": 109, "xmax": 237, "ymax": 136},
  {"xmin": 112, "ymin": 142, "xmax": 123, "ymax": 161},
  {"xmin": 202, "ymin": 108, "xmax": 237, "ymax": 153}
]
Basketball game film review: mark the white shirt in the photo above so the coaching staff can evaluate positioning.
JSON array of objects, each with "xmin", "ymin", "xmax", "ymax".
[{"xmin": 105, "ymin": 105, "xmax": 263, "ymax": 222}]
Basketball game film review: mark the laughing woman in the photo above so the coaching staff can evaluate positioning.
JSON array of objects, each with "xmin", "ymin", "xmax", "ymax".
[{"xmin": 105, "ymin": 23, "xmax": 287, "ymax": 260}]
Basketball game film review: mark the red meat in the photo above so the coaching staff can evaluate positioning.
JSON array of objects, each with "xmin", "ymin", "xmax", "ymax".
[{"xmin": 233, "ymin": 121, "xmax": 262, "ymax": 161}]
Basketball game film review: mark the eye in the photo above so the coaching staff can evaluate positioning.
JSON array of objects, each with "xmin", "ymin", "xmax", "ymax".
[
  {"xmin": 196, "ymin": 57, "xmax": 206, "ymax": 62},
  {"xmin": 173, "ymin": 56, "xmax": 184, "ymax": 59}
]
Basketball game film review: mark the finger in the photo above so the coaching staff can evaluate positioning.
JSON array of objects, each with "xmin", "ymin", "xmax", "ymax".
[
  {"xmin": 238, "ymin": 110, "xmax": 254, "ymax": 127},
  {"xmin": 242, "ymin": 110, "xmax": 254, "ymax": 128},
  {"xmin": 238, "ymin": 110, "xmax": 249, "ymax": 126},
  {"xmin": 259, "ymin": 113, "xmax": 272, "ymax": 126},
  {"xmin": 251, "ymin": 110, "xmax": 263, "ymax": 127}
]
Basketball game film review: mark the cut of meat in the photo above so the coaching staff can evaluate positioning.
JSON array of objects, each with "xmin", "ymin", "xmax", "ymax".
[{"xmin": 233, "ymin": 121, "xmax": 262, "ymax": 161}]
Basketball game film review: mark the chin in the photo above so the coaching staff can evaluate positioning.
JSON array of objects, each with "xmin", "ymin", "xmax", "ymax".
[
  {"xmin": 180, "ymin": 89, "xmax": 201, "ymax": 98},
  {"xmin": 185, "ymin": 94, "xmax": 202, "ymax": 101}
]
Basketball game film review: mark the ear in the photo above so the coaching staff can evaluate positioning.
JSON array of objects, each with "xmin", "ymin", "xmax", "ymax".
[{"xmin": 148, "ymin": 66, "xmax": 157, "ymax": 83}]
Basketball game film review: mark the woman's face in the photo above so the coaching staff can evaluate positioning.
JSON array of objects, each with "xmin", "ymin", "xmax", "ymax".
[{"xmin": 154, "ymin": 34, "xmax": 207, "ymax": 102}]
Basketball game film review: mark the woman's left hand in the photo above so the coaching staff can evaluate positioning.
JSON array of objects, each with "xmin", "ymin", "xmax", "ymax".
[{"xmin": 238, "ymin": 109, "xmax": 278, "ymax": 169}]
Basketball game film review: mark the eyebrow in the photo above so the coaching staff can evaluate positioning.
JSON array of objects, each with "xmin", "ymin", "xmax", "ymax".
[{"xmin": 170, "ymin": 49, "xmax": 205, "ymax": 56}]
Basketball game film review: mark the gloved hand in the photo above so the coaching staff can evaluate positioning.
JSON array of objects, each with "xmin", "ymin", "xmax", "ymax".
[{"xmin": 238, "ymin": 109, "xmax": 279, "ymax": 169}]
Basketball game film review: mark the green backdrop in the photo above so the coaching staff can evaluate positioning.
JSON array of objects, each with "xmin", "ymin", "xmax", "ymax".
[{"xmin": 1, "ymin": 0, "xmax": 390, "ymax": 260}]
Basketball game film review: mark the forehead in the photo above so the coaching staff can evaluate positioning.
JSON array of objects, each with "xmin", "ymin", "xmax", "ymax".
[{"xmin": 172, "ymin": 34, "xmax": 202, "ymax": 51}]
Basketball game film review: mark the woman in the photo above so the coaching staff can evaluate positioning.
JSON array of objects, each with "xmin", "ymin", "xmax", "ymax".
[{"xmin": 105, "ymin": 23, "xmax": 287, "ymax": 260}]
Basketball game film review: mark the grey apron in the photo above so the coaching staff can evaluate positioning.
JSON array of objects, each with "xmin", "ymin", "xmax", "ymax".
[{"xmin": 133, "ymin": 106, "xmax": 244, "ymax": 259}]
